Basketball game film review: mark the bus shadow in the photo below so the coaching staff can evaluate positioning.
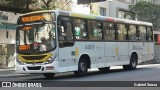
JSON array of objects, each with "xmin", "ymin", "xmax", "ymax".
[{"xmin": 26, "ymin": 67, "xmax": 151, "ymax": 81}]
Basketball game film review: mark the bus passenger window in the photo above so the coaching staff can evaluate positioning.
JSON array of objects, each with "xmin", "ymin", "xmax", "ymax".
[
  {"xmin": 146, "ymin": 27, "xmax": 153, "ymax": 41},
  {"xmin": 59, "ymin": 21, "xmax": 73, "ymax": 41},
  {"xmin": 104, "ymin": 22, "xmax": 115, "ymax": 40},
  {"xmin": 128, "ymin": 25, "xmax": 137, "ymax": 41},
  {"xmin": 74, "ymin": 19, "xmax": 88, "ymax": 40},
  {"xmin": 59, "ymin": 25, "xmax": 66, "ymax": 40},
  {"xmin": 139, "ymin": 26, "xmax": 147, "ymax": 41},
  {"xmin": 88, "ymin": 21, "xmax": 102, "ymax": 40},
  {"xmin": 117, "ymin": 24, "xmax": 127, "ymax": 41}
]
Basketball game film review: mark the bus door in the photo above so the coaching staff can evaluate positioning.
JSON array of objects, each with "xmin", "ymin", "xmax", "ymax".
[{"xmin": 58, "ymin": 17, "xmax": 76, "ymax": 72}]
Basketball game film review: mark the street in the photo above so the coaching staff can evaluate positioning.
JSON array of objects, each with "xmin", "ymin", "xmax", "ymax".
[
  {"xmin": 0, "ymin": 64, "xmax": 160, "ymax": 81},
  {"xmin": 1, "ymin": 64, "xmax": 160, "ymax": 90}
]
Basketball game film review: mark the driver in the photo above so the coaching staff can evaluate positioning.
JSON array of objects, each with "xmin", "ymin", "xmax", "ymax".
[{"xmin": 39, "ymin": 37, "xmax": 47, "ymax": 51}]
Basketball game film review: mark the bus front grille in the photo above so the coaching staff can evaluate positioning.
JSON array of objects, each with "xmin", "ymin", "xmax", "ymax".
[
  {"xmin": 22, "ymin": 55, "xmax": 47, "ymax": 60},
  {"xmin": 27, "ymin": 66, "xmax": 41, "ymax": 70}
]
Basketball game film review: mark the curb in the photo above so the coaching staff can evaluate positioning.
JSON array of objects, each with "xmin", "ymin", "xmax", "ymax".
[{"xmin": 0, "ymin": 74, "xmax": 39, "ymax": 78}]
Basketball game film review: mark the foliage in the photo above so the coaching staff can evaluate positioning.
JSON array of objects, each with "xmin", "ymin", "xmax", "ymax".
[
  {"xmin": 0, "ymin": 0, "xmax": 71, "ymax": 13},
  {"xmin": 129, "ymin": 1, "xmax": 160, "ymax": 30},
  {"xmin": 0, "ymin": 0, "xmax": 37, "ymax": 13},
  {"xmin": 41, "ymin": 0, "xmax": 71, "ymax": 11}
]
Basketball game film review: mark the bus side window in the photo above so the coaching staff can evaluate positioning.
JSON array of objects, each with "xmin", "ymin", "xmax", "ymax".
[
  {"xmin": 146, "ymin": 27, "xmax": 153, "ymax": 41},
  {"xmin": 139, "ymin": 26, "xmax": 147, "ymax": 41},
  {"xmin": 104, "ymin": 22, "xmax": 115, "ymax": 41},
  {"xmin": 65, "ymin": 22, "xmax": 73, "ymax": 41},
  {"xmin": 128, "ymin": 25, "xmax": 137, "ymax": 41},
  {"xmin": 88, "ymin": 21, "xmax": 102, "ymax": 40},
  {"xmin": 59, "ymin": 21, "xmax": 73, "ymax": 41},
  {"xmin": 117, "ymin": 24, "xmax": 127, "ymax": 41},
  {"xmin": 74, "ymin": 19, "xmax": 88, "ymax": 40},
  {"xmin": 59, "ymin": 21, "xmax": 66, "ymax": 40}
]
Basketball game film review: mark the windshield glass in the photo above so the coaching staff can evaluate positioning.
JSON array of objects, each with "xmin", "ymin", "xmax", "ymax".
[{"xmin": 16, "ymin": 23, "xmax": 56, "ymax": 54}]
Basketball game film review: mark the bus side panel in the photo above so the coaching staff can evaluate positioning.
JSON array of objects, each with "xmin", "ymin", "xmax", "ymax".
[
  {"xmin": 75, "ymin": 42, "xmax": 105, "ymax": 69},
  {"xmin": 142, "ymin": 42, "xmax": 148, "ymax": 62},
  {"xmin": 105, "ymin": 42, "xmax": 119, "ymax": 66},
  {"xmin": 129, "ymin": 42, "xmax": 143, "ymax": 63},
  {"xmin": 58, "ymin": 45, "xmax": 78, "ymax": 72},
  {"xmin": 146, "ymin": 42, "xmax": 154, "ymax": 61},
  {"xmin": 118, "ymin": 42, "xmax": 130, "ymax": 65}
]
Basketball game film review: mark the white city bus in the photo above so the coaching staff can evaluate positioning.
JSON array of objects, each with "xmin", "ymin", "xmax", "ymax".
[{"xmin": 16, "ymin": 10, "xmax": 154, "ymax": 78}]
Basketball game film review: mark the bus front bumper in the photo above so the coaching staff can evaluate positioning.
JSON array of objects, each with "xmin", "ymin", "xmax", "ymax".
[{"xmin": 16, "ymin": 62, "xmax": 58, "ymax": 74}]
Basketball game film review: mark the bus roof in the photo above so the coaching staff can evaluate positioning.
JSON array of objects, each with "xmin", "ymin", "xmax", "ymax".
[{"xmin": 19, "ymin": 10, "xmax": 153, "ymax": 26}]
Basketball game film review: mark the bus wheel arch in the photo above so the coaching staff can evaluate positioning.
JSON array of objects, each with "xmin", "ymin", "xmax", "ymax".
[
  {"xmin": 74, "ymin": 54, "xmax": 91, "ymax": 77},
  {"xmin": 123, "ymin": 52, "xmax": 138, "ymax": 70},
  {"xmin": 79, "ymin": 54, "xmax": 91, "ymax": 69}
]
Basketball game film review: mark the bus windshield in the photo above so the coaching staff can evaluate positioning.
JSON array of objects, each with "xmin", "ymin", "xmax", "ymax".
[
  {"xmin": 16, "ymin": 12, "xmax": 56, "ymax": 54},
  {"xmin": 16, "ymin": 23, "xmax": 56, "ymax": 54}
]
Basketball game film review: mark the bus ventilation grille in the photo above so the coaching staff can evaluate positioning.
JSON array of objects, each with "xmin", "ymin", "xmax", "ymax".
[{"xmin": 21, "ymin": 55, "xmax": 47, "ymax": 60}]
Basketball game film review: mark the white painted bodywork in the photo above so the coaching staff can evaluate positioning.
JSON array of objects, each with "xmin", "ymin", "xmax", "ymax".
[{"xmin": 16, "ymin": 10, "xmax": 154, "ymax": 74}]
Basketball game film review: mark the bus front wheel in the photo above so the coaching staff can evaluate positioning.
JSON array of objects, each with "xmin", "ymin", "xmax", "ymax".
[
  {"xmin": 74, "ymin": 57, "xmax": 88, "ymax": 77},
  {"xmin": 43, "ymin": 73, "xmax": 55, "ymax": 79}
]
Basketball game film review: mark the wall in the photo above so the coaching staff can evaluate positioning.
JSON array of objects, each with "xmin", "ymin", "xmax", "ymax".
[
  {"xmin": 0, "ymin": 30, "xmax": 15, "ymax": 44},
  {"xmin": 91, "ymin": 0, "xmax": 131, "ymax": 17},
  {"xmin": 109, "ymin": 0, "xmax": 131, "ymax": 18},
  {"xmin": 92, "ymin": 1, "xmax": 108, "ymax": 16}
]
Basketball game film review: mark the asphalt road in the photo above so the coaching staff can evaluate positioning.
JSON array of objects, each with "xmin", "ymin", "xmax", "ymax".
[
  {"xmin": 1, "ymin": 64, "xmax": 160, "ymax": 90},
  {"xmin": 1, "ymin": 64, "xmax": 160, "ymax": 81}
]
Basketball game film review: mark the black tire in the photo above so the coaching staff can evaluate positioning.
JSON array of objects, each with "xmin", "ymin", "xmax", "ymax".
[
  {"xmin": 43, "ymin": 73, "xmax": 55, "ymax": 79},
  {"xmin": 123, "ymin": 54, "xmax": 137, "ymax": 70},
  {"xmin": 98, "ymin": 67, "xmax": 110, "ymax": 73},
  {"xmin": 74, "ymin": 57, "xmax": 88, "ymax": 77}
]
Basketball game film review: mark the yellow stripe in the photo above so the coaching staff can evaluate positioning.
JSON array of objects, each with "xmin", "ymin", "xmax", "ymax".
[
  {"xmin": 75, "ymin": 47, "xmax": 79, "ymax": 57},
  {"xmin": 18, "ymin": 53, "xmax": 52, "ymax": 63},
  {"xmin": 116, "ymin": 47, "xmax": 118, "ymax": 56}
]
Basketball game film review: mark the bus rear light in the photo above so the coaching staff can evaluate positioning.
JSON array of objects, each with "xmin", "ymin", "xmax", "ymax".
[{"xmin": 46, "ymin": 66, "xmax": 54, "ymax": 70}]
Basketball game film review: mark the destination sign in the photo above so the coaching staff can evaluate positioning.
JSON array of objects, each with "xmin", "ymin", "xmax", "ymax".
[
  {"xmin": 17, "ymin": 12, "xmax": 55, "ymax": 24},
  {"xmin": 19, "ymin": 45, "xmax": 30, "ymax": 51},
  {"xmin": 21, "ymin": 15, "xmax": 44, "ymax": 22}
]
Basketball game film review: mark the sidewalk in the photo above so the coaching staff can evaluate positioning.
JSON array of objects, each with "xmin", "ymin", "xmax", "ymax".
[{"xmin": 0, "ymin": 68, "xmax": 32, "ymax": 77}]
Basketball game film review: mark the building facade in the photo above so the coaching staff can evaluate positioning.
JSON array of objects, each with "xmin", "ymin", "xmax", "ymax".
[
  {"xmin": 0, "ymin": 11, "xmax": 20, "ymax": 68},
  {"xmin": 91, "ymin": 0, "xmax": 154, "ymax": 19}
]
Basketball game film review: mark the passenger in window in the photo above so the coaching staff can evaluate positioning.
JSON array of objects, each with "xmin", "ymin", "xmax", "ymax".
[
  {"xmin": 59, "ymin": 26, "xmax": 66, "ymax": 40},
  {"xmin": 39, "ymin": 37, "xmax": 47, "ymax": 51}
]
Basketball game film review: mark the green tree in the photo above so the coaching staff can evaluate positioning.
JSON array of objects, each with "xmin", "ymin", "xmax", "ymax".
[
  {"xmin": 129, "ymin": 1, "xmax": 160, "ymax": 30},
  {"xmin": 41, "ymin": 0, "xmax": 71, "ymax": 11},
  {"xmin": 0, "ymin": 0, "xmax": 37, "ymax": 13}
]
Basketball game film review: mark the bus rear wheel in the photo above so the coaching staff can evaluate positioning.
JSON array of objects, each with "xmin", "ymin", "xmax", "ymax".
[
  {"xmin": 74, "ymin": 57, "xmax": 88, "ymax": 77},
  {"xmin": 43, "ymin": 73, "xmax": 55, "ymax": 79},
  {"xmin": 123, "ymin": 54, "xmax": 137, "ymax": 70},
  {"xmin": 98, "ymin": 67, "xmax": 110, "ymax": 73}
]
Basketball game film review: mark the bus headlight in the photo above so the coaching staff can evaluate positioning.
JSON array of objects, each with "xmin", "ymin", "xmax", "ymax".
[
  {"xmin": 44, "ymin": 54, "xmax": 57, "ymax": 64},
  {"xmin": 16, "ymin": 57, "xmax": 25, "ymax": 65}
]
